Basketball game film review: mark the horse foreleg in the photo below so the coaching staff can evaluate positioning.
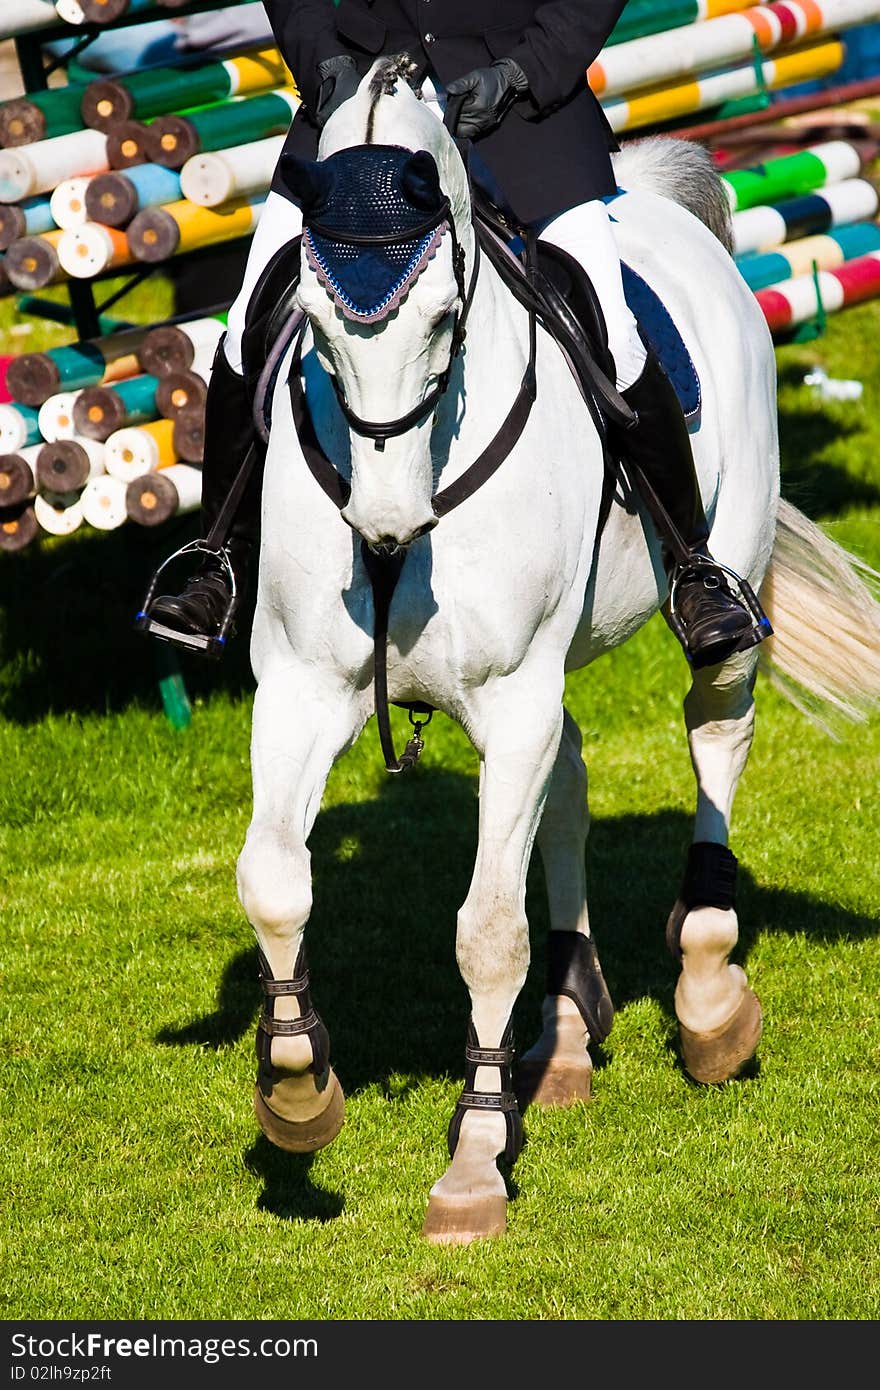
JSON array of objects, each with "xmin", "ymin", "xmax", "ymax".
[
  {"xmin": 421, "ymin": 675, "xmax": 565, "ymax": 1245},
  {"xmin": 237, "ymin": 666, "xmax": 365, "ymax": 1151},
  {"xmin": 668, "ymin": 650, "xmax": 763, "ymax": 1083},
  {"xmin": 516, "ymin": 707, "xmax": 614, "ymax": 1109}
]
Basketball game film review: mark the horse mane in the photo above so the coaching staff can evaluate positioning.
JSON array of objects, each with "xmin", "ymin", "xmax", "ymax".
[
  {"xmin": 612, "ymin": 136, "xmax": 734, "ymax": 254},
  {"xmin": 365, "ymin": 54, "xmax": 423, "ymax": 144}
]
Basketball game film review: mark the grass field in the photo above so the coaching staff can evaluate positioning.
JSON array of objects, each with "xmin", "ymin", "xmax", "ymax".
[{"xmin": 1, "ymin": 272, "xmax": 878, "ymax": 1323}]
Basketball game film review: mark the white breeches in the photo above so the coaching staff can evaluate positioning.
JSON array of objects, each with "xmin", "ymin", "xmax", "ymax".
[{"xmin": 223, "ymin": 78, "xmax": 647, "ymax": 390}]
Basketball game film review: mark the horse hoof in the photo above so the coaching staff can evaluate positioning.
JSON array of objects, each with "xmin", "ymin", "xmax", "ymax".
[
  {"xmin": 514, "ymin": 1058, "xmax": 592, "ymax": 1110},
  {"xmin": 421, "ymin": 1193, "xmax": 507, "ymax": 1245},
  {"xmin": 253, "ymin": 1070, "xmax": 345, "ymax": 1153},
  {"xmin": 679, "ymin": 988, "xmax": 762, "ymax": 1084}
]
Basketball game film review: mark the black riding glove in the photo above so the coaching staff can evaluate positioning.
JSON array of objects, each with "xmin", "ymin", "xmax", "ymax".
[
  {"xmin": 444, "ymin": 59, "xmax": 530, "ymax": 139},
  {"xmin": 314, "ymin": 54, "xmax": 361, "ymax": 127}
]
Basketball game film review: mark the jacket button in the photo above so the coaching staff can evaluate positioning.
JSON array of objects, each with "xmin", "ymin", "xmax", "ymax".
[{"xmin": 424, "ymin": 32, "xmax": 435, "ymax": 43}]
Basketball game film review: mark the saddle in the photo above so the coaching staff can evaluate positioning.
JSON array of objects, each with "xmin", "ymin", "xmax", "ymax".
[{"xmin": 241, "ymin": 181, "xmax": 701, "ymax": 451}]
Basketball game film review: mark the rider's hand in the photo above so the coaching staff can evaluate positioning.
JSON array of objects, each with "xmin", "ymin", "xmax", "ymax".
[
  {"xmin": 444, "ymin": 59, "xmax": 530, "ymax": 139},
  {"xmin": 314, "ymin": 54, "xmax": 361, "ymax": 128}
]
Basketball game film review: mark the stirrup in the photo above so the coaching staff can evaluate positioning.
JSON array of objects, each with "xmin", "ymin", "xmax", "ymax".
[
  {"xmin": 135, "ymin": 538, "xmax": 238, "ymax": 659},
  {"xmin": 447, "ymin": 1019, "xmax": 524, "ymax": 1164},
  {"xmin": 668, "ymin": 554, "xmax": 773, "ymax": 664}
]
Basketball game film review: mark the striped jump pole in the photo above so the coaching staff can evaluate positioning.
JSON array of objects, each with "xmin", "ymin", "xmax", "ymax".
[
  {"xmin": 590, "ymin": 0, "xmax": 880, "ymax": 99},
  {"xmin": 156, "ymin": 368, "xmax": 207, "ymax": 421},
  {"xmin": 0, "ymin": 445, "xmax": 41, "ymax": 508},
  {"xmin": 0, "ymin": 84, "xmax": 87, "ymax": 148},
  {"xmin": 757, "ymin": 249, "xmax": 880, "ymax": 333},
  {"xmin": 81, "ymin": 47, "xmax": 291, "ymax": 129},
  {"xmin": 77, "ymin": 0, "xmax": 158, "ymax": 21},
  {"xmin": 105, "ymin": 121, "xmax": 153, "ymax": 172},
  {"xmin": 722, "ymin": 139, "xmax": 864, "ymax": 212},
  {"xmin": 36, "ymin": 435, "xmax": 105, "ymax": 494},
  {"xmin": 145, "ymin": 89, "xmax": 299, "ymax": 169},
  {"xmin": 4, "ymin": 230, "xmax": 65, "ymax": 289},
  {"xmin": 137, "ymin": 316, "xmax": 225, "ymax": 377},
  {"xmin": 0, "ymin": 129, "xmax": 109, "ymax": 201},
  {"xmin": 73, "ymin": 374, "xmax": 160, "ymax": 441},
  {"xmin": 84, "ymin": 164, "xmax": 182, "ymax": 228},
  {"xmin": 54, "ymin": 0, "xmax": 86, "ymax": 22},
  {"xmin": 57, "ymin": 221, "xmax": 134, "ymax": 279},
  {"xmin": 171, "ymin": 411, "xmax": 205, "ymax": 464},
  {"xmin": 731, "ymin": 177, "xmax": 880, "ymax": 254},
  {"xmin": 0, "ymin": 196, "xmax": 55, "ymax": 251},
  {"xmin": 125, "ymin": 463, "xmax": 202, "ymax": 526},
  {"xmin": 0, "ymin": 502, "xmax": 39, "ymax": 552},
  {"xmin": 80, "ymin": 472, "xmax": 128, "ymax": 530},
  {"xmin": 736, "ymin": 222, "xmax": 880, "ymax": 290},
  {"xmin": 608, "ymin": 0, "xmax": 756, "ymax": 46},
  {"xmin": 0, "ymin": 402, "xmax": 42, "ymax": 451},
  {"xmin": 126, "ymin": 194, "xmax": 265, "ymax": 262},
  {"xmin": 37, "ymin": 391, "xmax": 81, "ymax": 444},
  {"xmin": 49, "ymin": 175, "xmax": 93, "ymax": 231},
  {"xmin": 104, "ymin": 417, "xmax": 177, "ymax": 481},
  {"xmin": 180, "ymin": 133, "xmax": 285, "ymax": 206},
  {"xmin": 34, "ymin": 491, "xmax": 85, "ymax": 537},
  {"xmin": 7, "ymin": 329, "xmax": 148, "ymax": 405},
  {"xmin": 601, "ymin": 37, "xmax": 845, "ymax": 133}
]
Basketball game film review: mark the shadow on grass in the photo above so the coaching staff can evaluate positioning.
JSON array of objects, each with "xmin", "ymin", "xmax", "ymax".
[
  {"xmin": 0, "ymin": 514, "xmax": 257, "ymax": 724},
  {"xmin": 243, "ymin": 1137, "xmax": 345, "ymax": 1223},
  {"xmin": 155, "ymin": 768, "xmax": 877, "ymax": 1217},
  {"xmin": 775, "ymin": 362, "xmax": 880, "ymax": 522}
]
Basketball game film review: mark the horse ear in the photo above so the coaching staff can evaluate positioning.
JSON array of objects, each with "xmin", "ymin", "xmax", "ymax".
[
  {"xmin": 280, "ymin": 154, "xmax": 335, "ymax": 214},
  {"xmin": 400, "ymin": 150, "xmax": 443, "ymax": 210}
]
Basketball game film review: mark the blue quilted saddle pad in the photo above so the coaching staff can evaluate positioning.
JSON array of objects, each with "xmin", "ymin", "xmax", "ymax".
[{"xmin": 621, "ymin": 261, "xmax": 702, "ymax": 432}]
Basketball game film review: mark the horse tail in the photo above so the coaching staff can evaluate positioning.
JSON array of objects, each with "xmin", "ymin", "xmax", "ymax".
[
  {"xmin": 757, "ymin": 497, "xmax": 880, "ymax": 734},
  {"xmin": 611, "ymin": 135, "xmax": 734, "ymax": 254}
]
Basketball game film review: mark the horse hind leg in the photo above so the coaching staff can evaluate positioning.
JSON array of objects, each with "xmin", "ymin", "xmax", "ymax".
[
  {"xmin": 515, "ymin": 707, "xmax": 614, "ymax": 1109},
  {"xmin": 668, "ymin": 650, "xmax": 763, "ymax": 1083}
]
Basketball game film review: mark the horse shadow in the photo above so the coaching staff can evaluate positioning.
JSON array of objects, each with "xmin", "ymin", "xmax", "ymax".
[{"xmin": 155, "ymin": 768, "xmax": 878, "ymax": 1222}]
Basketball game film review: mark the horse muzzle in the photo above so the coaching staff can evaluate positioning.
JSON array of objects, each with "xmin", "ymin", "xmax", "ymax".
[{"xmin": 340, "ymin": 501, "xmax": 438, "ymax": 550}]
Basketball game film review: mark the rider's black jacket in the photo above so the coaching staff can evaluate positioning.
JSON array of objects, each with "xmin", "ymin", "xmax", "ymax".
[{"xmin": 263, "ymin": 0, "xmax": 628, "ymax": 223}]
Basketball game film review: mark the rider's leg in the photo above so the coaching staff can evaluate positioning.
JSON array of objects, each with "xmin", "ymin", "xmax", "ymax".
[
  {"xmin": 144, "ymin": 190, "xmax": 303, "ymax": 645},
  {"xmin": 539, "ymin": 200, "xmax": 768, "ymax": 670}
]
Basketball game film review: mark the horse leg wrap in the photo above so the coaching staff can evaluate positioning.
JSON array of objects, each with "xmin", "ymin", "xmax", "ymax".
[
  {"xmin": 546, "ymin": 931, "xmax": 615, "ymax": 1044},
  {"xmin": 665, "ymin": 842, "xmax": 738, "ymax": 961},
  {"xmin": 255, "ymin": 945, "xmax": 331, "ymax": 1098},
  {"xmin": 447, "ymin": 1018, "xmax": 523, "ymax": 1164}
]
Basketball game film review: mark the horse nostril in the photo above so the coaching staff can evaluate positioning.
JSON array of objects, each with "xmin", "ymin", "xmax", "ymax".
[{"xmin": 369, "ymin": 537, "xmax": 403, "ymax": 557}]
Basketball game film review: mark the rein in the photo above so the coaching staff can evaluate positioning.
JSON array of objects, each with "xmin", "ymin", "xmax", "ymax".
[{"xmin": 287, "ymin": 218, "xmax": 539, "ymax": 774}]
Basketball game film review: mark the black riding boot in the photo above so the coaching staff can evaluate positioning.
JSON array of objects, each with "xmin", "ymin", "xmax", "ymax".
[
  {"xmin": 139, "ymin": 339, "xmax": 264, "ymax": 657},
  {"xmin": 620, "ymin": 350, "xmax": 771, "ymax": 669}
]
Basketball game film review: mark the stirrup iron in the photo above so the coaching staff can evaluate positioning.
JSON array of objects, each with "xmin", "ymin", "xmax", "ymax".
[
  {"xmin": 667, "ymin": 554, "xmax": 773, "ymax": 660},
  {"xmin": 135, "ymin": 538, "xmax": 238, "ymax": 659}
]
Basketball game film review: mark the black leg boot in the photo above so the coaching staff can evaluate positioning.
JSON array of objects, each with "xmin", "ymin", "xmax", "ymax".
[
  {"xmin": 137, "ymin": 338, "xmax": 264, "ymax": 658},
  {"xmin": 620, "ymin": 350, "xmax": 772, "ymax": 670}
]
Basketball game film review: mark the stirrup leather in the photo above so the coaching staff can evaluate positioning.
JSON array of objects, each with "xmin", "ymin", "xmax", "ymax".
[
  {"xmin": 667, "ymin": 553, "xmax": 773, "ymax": 660},
  {"xmin": 447, "ymin": 1018, "xmax": 523, "ymax": 1163},
  {"xmin": 135, "ymin": 538, "xmax": 239, "ymax": 658},
  {"xmin": 255, "ymin": 945, "xmax": 330, "ymax": 1098}
]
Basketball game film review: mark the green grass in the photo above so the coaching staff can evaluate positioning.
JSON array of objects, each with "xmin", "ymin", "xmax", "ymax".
[{"xmin": 1, "ymin": 287, "xmax": 879, "ymax": 1322}]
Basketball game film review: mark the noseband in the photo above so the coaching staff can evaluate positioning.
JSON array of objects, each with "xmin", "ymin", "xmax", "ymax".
[{"xmin": 304, "ymin": 202, "xmax": 479, "ymax": 451}]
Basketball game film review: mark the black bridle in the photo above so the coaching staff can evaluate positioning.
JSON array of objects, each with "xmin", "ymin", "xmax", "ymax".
[{"xmin": 304, "ymin": 201, "xmax": 479, "ymax": 452}]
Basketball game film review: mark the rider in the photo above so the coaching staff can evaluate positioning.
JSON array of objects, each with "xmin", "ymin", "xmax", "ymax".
[{"xmin": 141, "ymin": 0, "xmax": 768, "ymax": 670}]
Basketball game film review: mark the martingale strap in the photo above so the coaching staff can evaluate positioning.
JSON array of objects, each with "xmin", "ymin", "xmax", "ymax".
[{"xmin": 447, "ymin": 1017, "xmax": 523, "ymax": 1164}]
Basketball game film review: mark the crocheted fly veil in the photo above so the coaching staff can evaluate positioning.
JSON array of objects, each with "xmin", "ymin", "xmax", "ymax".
[{"xmin": 281, "ymin": 145, "xmax": 451, "ymax": 323}]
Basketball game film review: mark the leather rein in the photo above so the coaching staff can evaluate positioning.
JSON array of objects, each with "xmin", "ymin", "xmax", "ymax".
[{"xmin": 288, "ymin": 207, "xmax": 539, "ymax": 775}]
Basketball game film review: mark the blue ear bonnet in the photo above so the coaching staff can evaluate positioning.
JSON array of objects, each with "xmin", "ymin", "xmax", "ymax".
[{"xmin": 281, "ymin": 144, "xmax": 450, "ymax": 323}]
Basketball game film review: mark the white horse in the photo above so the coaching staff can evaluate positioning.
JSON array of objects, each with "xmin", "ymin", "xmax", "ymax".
[{"xmin": 235, "ymin": 59, "xmax": 880, "ymax": 1245}]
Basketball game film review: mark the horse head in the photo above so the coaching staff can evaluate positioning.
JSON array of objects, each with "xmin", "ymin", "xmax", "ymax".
[{"xmin": 283, "ymin": 57, "xmax": 476, "ymax": 549}]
